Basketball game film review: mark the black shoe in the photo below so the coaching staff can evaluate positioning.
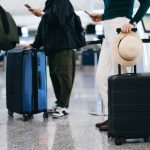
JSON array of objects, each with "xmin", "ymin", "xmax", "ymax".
[
  {"xmin": 95, "ymin": 120, "xmax": 108, "ymax": 128},
  {"xmin": 99, "ymin": 124, "xmax": 108, "ymax": 131}
]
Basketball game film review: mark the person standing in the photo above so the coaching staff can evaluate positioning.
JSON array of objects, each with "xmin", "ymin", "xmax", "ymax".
[
  {"xmin": 91, "ymin": 0, "xmax": 150, "ymax": 131},
  {"xmin": 23, "ymin": 0, "xmax": 85, "ymax": 118}
]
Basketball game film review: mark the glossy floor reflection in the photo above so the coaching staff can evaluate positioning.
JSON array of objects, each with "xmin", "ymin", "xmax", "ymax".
[{"xmin": 0, "ymin": 67, "xmax": 150, "ymax": 150}]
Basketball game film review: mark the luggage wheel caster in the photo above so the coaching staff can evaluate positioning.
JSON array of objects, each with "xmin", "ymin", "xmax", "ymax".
[
  {"xmin": 144, "ymin": 137, "xmax": 149, "ymax": 142},
  {"xmin": 43, "ymin": 112, "xmax": 48, "ymax": 119},
  {"xmin": 115, "ymin": 138, "xmax": 123, "ymax": 145},
  {"xmin": 28, "ymin": 114, "xmax": 33, "ymax": 119},
  {"xmin": 107, "ymin": 133, "xmax": 111, "ymax": 138},
  {"xmin": 22, "ymin": 114, "xmax": 28, "ymax": 121},
  {"xmin": 8, "ymin": 110, "xmax": 14, "ymax": 117}
]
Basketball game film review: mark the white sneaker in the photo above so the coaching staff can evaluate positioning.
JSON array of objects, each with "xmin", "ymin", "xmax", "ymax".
[
  {"xmin": 47, "ymin": 105, "xmax": 58, "ymax": 114},
  {"xmin": 52, "ymin": 107, "xmax": 69, "ymax": 118}
]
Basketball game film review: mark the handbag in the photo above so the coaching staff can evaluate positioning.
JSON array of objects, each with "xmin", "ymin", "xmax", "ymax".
[{"xmin": 0, "ymin": 6, "xmax": 19, "ymax": 51}]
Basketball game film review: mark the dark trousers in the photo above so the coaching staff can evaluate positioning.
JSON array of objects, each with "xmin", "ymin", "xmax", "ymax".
[{"xmin": 47, "ymin": 50, "xmax": 76, "ymax": 108}]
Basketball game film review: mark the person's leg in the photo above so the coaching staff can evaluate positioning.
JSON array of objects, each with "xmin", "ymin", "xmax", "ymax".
[
  {"xmin": 96, "ymin": 38, "xmax": 111, "ymax": 116},
  {"xmin": 96, "ymin": 17, "xmax": 129, "ymax": 131},
  {"xmin": 48, "ymin": 50, "xmax": 76, "ymax": 117},
  {"xmin": 95, "ymin": 34, "xmax": 112, "ymax": 130}
]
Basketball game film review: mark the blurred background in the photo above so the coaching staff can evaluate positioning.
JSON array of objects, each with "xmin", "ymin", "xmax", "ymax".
[
  {"xmin": 0, "ymin": 0, "xmax": 143, "ymax": 32},
  {"xmin": 0, "ymin": 0, "xmax": 150, "ymax": 70},
  {"xmin": 0, "ymin": 1, "xmax": 150, "ymax": 149}
]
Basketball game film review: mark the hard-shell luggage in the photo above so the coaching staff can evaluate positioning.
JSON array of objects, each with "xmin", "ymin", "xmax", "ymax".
[
  {"xmin": 81, "ymin": 49, "xmax": 100, "ymax": 66},
  {"xmin": 6, "ymin": 48, "xmax": 48, "ymax": 120},
  {"xmin": 108, "ymin": 65, "xmax": 150, "ymax": 145},
  {"xmin": 81, "ymin": 49, "xmax": 95, "ymax": 65},
  {"xmin": 108, "ymin": 28, "xmax": 150, "ymax": 145}
]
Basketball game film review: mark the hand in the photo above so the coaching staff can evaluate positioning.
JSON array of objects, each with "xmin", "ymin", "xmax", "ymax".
[
  {"xmin": 29, "ymin": 8, "xmax": 45, "ymax": 17},
  {"xmin": 19, "ymin": 44, "xmax": 33, "ymax": 49},
  {"xmin": 90, "ymin": 13, "xmax": 103, "ymax": 22},
  {"xmin": 121, "ymin": 23, "xmax": 135, "ymax": 33}
]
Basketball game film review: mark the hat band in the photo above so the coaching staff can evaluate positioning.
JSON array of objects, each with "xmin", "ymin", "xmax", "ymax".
[{"xmin": 118, "ymin": 35, "xmax": 133, "ymax": 61}]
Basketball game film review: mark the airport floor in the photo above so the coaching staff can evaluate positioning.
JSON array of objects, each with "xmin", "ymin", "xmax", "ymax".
[{"xmin": 0, "ymin": 66, "xmax": 150, "ymax": 150}]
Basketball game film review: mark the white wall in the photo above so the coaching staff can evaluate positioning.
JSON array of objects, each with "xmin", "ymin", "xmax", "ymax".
[
  {"xmin": 1, "ymin": 0, "xmax": 140, "ymax": 29},
  {"xmin": 13, "ymin": 15, "xmax": 41, "ymax": 30}
]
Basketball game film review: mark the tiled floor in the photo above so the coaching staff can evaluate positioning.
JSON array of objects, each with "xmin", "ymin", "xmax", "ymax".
[{"xmin": 0, "ymin": 66, "xmax": 150, "ymax": 150}]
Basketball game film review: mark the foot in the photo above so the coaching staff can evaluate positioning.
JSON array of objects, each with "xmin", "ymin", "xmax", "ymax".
[
  {"xmin": 95, "ymin": 120, "xmax": 108, "ymax": 128},
  {"xmin": 99, "ymin": 124, "xmax": 108, "ymax": 131},
  {"xmin": 52, "ymin": 107, "xmax": 69, "ymax": 118},
  {"xmin": 47, "ymin": 105, "xmax": 58, "ymax": 114}
]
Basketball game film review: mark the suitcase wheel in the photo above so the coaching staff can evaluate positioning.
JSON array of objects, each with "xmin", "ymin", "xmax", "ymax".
[
  {"xmin": 22, "ymin": 114, "xmax": 33, "ymax": 121},
  {"xmin": 22, "ymin": 114, "xmax": 28, "ymax": 121},
  {"xmin": 43, "ymin": 112, "xmax": 48, "ymax": 119},
  {"xmin": 115, "ymin": 138, "xmax": 123, "ymax": 145},
  {"xmin": 144, "ymin": 137, "xmax": 149, "ymax": 142},
  {"xmin": 107, "ymin": 132, "xmax": 111, "ymax": 138},
  {"xmin": 28, "ymin": 114, "xmax": 34, "ymax": 119},
  {"xmin": 8, "ymin": 110, "xmax": 14, "ymax": 117}
]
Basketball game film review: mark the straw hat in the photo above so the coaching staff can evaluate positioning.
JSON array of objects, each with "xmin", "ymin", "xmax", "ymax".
[{"xmin": 112, "ymin": 32, "xmax": 143, "ymax": 67}]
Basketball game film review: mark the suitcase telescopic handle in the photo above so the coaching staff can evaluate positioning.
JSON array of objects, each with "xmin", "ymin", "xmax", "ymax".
[
  {"xmin": 118, "ymin": 64, "xmax": 137, "ymax": 75},
  {"xmin": 116, "ymin": 28, "xmax": 137, "ymax": 34}
]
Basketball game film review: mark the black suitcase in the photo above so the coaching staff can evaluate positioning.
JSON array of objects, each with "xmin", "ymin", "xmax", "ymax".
[
  {"xmin": 6, "ymin": 48, "xmax": 48, "ymax": 121},
  {"xmin": 108, "ymin": 65, "xmax": 150, "ymax": 145}
]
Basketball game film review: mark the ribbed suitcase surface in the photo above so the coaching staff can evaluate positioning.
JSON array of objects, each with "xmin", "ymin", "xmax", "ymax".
[
  {"xmin": 108, "ymin": 73, "xmax": 150, "ymax": 144},
  {"xmin": 6, "ymin": 49, "xmax": 48, "ymax": 120}
]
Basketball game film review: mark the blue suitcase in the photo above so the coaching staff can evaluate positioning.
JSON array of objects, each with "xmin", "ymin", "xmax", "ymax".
[
  {"xmin": 6, "ymin": 48, "xmax": 48, "ymax": 120},
  {"xmin": 81, "ymin": 49, "xmax": 100, "ymax": 66}
]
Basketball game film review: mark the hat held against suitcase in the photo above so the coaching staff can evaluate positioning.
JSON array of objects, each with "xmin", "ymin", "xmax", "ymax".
[
  {"xmin": 112, "ymin": 29, "xmax": 143, "ymax": 67},
  {"xmin": 108, "ymin": 28, "xmax": 150, "ymax": 146}
]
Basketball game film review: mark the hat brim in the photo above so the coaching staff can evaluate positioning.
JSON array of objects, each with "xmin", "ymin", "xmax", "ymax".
[{"xmin": 112, "ymin": 32, "xmax": 143, "ymax": 67}]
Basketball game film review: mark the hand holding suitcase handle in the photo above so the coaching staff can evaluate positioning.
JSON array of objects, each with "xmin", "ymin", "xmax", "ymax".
[
  {"xmin": 116, "ymin": 28, "xmax": 137, "ymax": 34},
  {"xmin": 116, "ymin": 28, "xmax": 150, "ymax": 42}
]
